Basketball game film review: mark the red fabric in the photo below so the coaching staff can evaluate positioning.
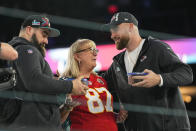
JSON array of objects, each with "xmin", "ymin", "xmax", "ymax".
[{"xmin": 70, "ymin": 74, "xmax": 117, "ymax": 131}]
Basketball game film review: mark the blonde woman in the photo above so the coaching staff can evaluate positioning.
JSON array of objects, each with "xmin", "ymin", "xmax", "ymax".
[{"xmin": 60, "ymin": 39, "xmax": 121, "ymax": 131}]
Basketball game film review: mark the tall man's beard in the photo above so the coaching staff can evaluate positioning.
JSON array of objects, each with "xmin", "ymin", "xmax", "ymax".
[
  {"xmin": 30, "ymin": 34, "xmax": 46, "ymax": 57},
  {"xmin": 116, "ymin": 36, "xmax": 129, "ymax": 50}
]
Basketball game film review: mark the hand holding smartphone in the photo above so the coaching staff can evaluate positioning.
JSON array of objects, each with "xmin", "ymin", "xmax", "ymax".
[{"xmin": 127, "ymin": 72, "xmax": 148, "ymax": 85}]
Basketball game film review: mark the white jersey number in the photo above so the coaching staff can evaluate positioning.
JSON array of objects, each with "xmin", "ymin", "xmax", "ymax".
[{"xmin": 85, "ymin": 87, "xmax": 113, "ymax": 114}]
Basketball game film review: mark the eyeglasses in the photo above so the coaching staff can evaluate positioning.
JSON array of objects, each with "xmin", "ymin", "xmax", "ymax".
[{"xmin": 76, "ymin": 47, "xmax": 99, "ymax": 54}]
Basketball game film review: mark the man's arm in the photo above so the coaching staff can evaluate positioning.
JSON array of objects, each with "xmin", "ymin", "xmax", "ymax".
[
  {"xmin": 101, "ymin": 65, "xmax": 114, "ymax": 92},
  {"xmin": 15, "ymin": 45, "xmax": 88, "ymax": 95},
  {"xmin": 0, "ymin": 42, "xmax": 18, "ymax": 60},
  {"xmin": 131, "ymin": 43, "xmax": 193, "ymax": 88},
  {"xmin": 159, "ymin": 44, "xmax": 193, "ymax": 87}
]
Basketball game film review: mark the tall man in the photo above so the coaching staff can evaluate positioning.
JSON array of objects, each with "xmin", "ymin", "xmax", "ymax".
[
  {"xmin": 1, "ymin": 15, "xmax": 88, "ymax": 131},
  {"xmin": 103, "ymin": 12, "xmax": 193, "ymax": 131}
]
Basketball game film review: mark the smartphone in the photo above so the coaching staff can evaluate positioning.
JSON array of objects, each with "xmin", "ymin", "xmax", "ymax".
[
  {"xmin": 127, "ymin": 72, "xmax": 148, "ymax": 76},
  {"xmin": 127, "ymin": 72, "xmax": 148, "ymax": 84}
]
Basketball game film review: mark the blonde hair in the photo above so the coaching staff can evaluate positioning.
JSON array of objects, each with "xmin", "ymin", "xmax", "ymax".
[{"xmin": 61, "ymin": 39, "xmax": 97, "ymax": 78}]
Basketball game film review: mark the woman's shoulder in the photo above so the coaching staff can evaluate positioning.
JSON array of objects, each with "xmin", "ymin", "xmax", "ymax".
[{"xmin": 91, "ymin": 73, "xmax": 106, "ymax": 83}]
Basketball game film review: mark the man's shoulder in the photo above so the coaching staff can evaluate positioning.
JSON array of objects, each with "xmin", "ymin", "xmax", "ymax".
[
  {"xmin": 113, "ymin": 50, "xmax": 125, "ymax": 61},
  {"xmin": 147, "ymin": 36, "xmax": 170, "ymax": 50},
  {"xmin": 15, "ymin": 46, "xmax": 40, "ymax": 60},
  {"xmin": 9, "ymin": 37, "xmax": 29, "ymax": 47},
  {"xmin": 16, "ymin": 44, "xmax": 38, "ymax": 53},
  {"xmin": 16, "ymin": 44, "xmax": 35, "ymax": 49}
]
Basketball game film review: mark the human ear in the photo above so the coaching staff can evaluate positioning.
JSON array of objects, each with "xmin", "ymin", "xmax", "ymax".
[
  {"xmin": 74, "ymin": 54, "xmax": 81, "ymax": 62},
  {"xmin": 128, "ymin": 23, "xmax": 134, "ymax": 31},
  {"xmin": 25, "ymin": 26, "xmax": 34, "ymax": 36}
]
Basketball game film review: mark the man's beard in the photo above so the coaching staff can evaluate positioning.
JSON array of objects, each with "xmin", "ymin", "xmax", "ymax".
[
  {"xmin": 116, "ymin": 36, "xmax": 129, "ymax": 50},
  {"xmin": 30, "ymin": 34, "xmax": 46, "ymax": 57}
]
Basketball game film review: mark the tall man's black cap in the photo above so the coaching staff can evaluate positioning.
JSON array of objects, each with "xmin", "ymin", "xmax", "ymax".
[
  {"xmin": 21, "ymin": 15, "xmax": 60, "ymax": 37},
  {"xmin": 102, "ymin": 12, "xmax": 138, "ymax": 31}
]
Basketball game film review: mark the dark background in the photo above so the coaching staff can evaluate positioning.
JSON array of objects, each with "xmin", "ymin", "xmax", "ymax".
[
  {"xmin": 1, "ymin": 0, "xmax": 196, "ymax": 47},
  {"xmin": 0, "ymin": 0, "xmax": 196, "ymax": 130}
]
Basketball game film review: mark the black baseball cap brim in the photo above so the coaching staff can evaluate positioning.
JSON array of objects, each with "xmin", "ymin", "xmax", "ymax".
[
  {"xmin": 101, "ymin": 18, "xmax": 131, "ymax": 32},
  {"xmin": 101, "ymin": 23, "xmax": 118, "ymax": 32},
  {"xmin": 40, "ymin": 27, "xmax": 60, "ymax": 37}
]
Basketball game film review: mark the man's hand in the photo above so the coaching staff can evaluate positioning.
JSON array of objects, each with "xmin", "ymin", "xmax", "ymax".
[
  {"xmin": 0, "ymin": 42, "xmax": 18, "ymax": 60},
  {"xmin": 131, "ymin": 69, "xmax": 161, "ymax": 88},
  {"xmin": 61, "ymin": 94, "xmax": 81, "ymax": 111},
  {"xmin": 115, "ymin": 103, "xmax": 128, "ymax": 123},
  {"xmin": 115, "ymin": 109, "xmax": 128, "ymax": 123},
  {"xmin": 71, "ymin": 76, "xmax": 89, "ymax": 95}
]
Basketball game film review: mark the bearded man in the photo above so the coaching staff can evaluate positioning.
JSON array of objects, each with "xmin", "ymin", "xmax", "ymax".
[
  {"xmin": 0, "ymin": 15, "xmax": 88, "ymax": 131},
  {"xmin": 102, "ymin": 12, "xmax": 193, "ymax": 131}
]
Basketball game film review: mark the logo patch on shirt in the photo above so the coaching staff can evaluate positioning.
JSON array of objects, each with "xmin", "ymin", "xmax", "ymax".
[
  {"xmin": 140, "ymin": 55, "xmax": 147, "ymax": 62},
  {"xmin": 116, "ymin": 67, "xmax": 120, "ymax": 72},
  {"xmin": 97, "ymin": 78, "xmax": 104, "ymax": 85},
  {"xmin": 88, "ymin": 81, "xmax": 92, "ymax": 85},
  {"xmin": 26, "ymin": 49, "xmax": 33, "ymax": 54}
]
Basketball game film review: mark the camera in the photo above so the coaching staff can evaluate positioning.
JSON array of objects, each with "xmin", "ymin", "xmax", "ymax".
[{"xmin": 0, "ymin": 60, "xmax": 16, "ymax": 91}]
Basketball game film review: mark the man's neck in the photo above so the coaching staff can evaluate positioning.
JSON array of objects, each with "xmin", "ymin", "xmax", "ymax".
[
  {"xmin": 19, "ymin": 32, "xmax": 31, "ymax": 42},
  {"xmin": 126, "ymin": 36, "xmax": 142, "ymax": 52}
]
